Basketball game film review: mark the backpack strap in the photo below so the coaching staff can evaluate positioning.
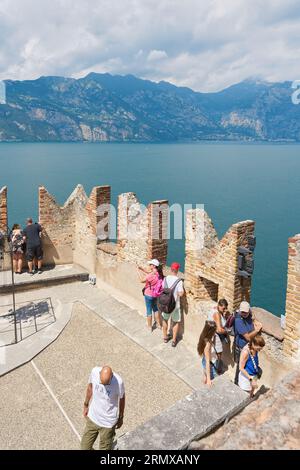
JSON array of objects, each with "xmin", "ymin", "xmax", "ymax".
[{"xmin": 170, "ymin": 278, "xmax": 182, "ymax": 292}]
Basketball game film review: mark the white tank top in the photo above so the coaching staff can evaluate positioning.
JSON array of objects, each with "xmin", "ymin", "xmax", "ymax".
[
  {"xmin": 208, "ymin": 307, "xmax": 226, "ymax": 328},
  {"xmin": 210, "ymin": 336, "xmax": 218, "ymax": 363}
]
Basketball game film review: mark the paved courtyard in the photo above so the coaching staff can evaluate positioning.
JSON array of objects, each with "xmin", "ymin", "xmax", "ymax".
[{"xmin": 0, "ymin": 301, "xmax": 192, "ymax": 450}]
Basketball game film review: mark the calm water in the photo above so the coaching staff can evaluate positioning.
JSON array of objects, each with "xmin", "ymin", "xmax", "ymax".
[{"xmin": 1, "ymin": 142, "xmax": 300, "ymax": 316}]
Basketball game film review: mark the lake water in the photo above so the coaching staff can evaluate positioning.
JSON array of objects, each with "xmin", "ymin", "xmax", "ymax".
[{"xmin": 0, "ymin": 142, "xmax": 300, "ymax": 317}]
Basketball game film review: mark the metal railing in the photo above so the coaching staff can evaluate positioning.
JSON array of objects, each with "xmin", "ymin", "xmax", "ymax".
[{"xmin": 0, "ymin": 228, "xmax": 18, "ymax": 344}]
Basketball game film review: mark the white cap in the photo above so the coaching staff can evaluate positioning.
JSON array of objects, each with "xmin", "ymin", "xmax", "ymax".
[
  {"xmin": 148, "ymin": 259, "xmax": 160, "ymax": 267},
  {"xmin": 240, "ymin": 301, "xmax": 250, "ymax": 313}
]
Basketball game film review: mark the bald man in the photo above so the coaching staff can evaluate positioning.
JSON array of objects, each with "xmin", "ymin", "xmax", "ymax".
[{"xmin": 81, "ymin": 366, "xmax": 125, "ymax": 450}]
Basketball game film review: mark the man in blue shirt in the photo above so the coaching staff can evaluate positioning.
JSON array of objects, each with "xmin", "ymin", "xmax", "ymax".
[{"xmin": 234, "ymin": 301, "xmax": 262, "ymax": 385}]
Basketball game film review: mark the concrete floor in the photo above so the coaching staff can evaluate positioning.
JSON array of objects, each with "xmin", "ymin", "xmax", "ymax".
[
  {"xmin": 0, "ymin": 264, "xmax": 88, "ymax": 288},
  {"xmin": 0, "ymin": 302, "xmax": 191, "ymax": 450}
]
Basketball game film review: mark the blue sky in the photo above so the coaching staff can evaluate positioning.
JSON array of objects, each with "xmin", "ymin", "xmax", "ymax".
[{"xmin": 0, "ymin": 0, "xmax": 300, "ymax": 91}]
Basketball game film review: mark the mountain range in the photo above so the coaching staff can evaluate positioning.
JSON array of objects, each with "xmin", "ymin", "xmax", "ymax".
[{"xmin": 0, "ymin": 73, "xmax": 299, "ymax": 142}]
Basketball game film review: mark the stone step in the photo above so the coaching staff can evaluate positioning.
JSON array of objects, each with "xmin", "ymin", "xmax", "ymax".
[
  {"xmin": 117, "ymin": 376, "xmax": 249, "ymax": 450},
  {"xmin": 0, "ymin": 264, "xmax": 89, "ymax": 294}
]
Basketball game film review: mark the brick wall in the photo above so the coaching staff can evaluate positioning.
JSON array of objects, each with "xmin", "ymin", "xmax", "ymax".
[
  {"xmin": 283, "ymin": 234, "xmax": 300, "ymax": 361},
  {"xmin": 0, "ymin": 186, "xmax": 8, "ymax": 232},
  {"xmin": 0, "ymin": 186, "xmax": 11, "ymax": 271},
  {"xmin": 39, "ymin": 184, "xmax": 111, "ymax": 271},
  {"xmin": 117, "ymin": 193, "xmax": 169, "ymax": 266},
  {"xmin": 74, "ymin": 186, "xmax": 111, "ymax": 272},
  {"xmin": 185, "ymin": 208, "xmax": 255, "ymax": 313},
  {"xmin": 147, "ymin": 200, "xmax": 169, "ymax": 265}
]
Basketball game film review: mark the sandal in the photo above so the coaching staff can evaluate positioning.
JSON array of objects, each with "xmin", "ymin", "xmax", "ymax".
[
  {"xmin": 171, "ymin": 340, "xmax": 177, "ymax": 348},
  {"xmin": 163, "ymin": 337, "xmax": 170, "ymax": 343}
]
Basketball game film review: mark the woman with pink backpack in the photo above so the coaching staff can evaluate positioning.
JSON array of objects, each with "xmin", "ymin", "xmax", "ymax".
[{"xmin": 138, "ymin": 259, "xmax": 164, "ymax": 332}]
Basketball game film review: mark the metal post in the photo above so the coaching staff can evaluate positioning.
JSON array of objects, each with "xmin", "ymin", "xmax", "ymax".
[{"xmin": 8, "ymin": 231, "xmax": 18, "ymax": 344}]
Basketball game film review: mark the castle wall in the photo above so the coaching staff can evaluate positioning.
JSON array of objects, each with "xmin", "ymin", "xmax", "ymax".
[
  {"xmin": 283, "ymin": 234, "xmax": 300, "ymax": 361},
  {"xmin": 95, "ymin": 193, "xmax": 169, "ymax": 313},
  {"xmin": 1, "ymin": 182, "xmax": 298, "ymax": 382},
  {"xmin": 0, "ymin": 186, "xmax": 7, "ymax": 232},
  {"xmin": 184, "ymin": 208, "xmax": 255, "ymax": 316},
  {"xmin": 39, "ymin": 184, "xmax": 110, "ymax": 272},
  {"xmin": 0, "ymin": 186, "xmax": 10, "ymax": 270},
  {"xmin": 117, "ymin": 193, "xmax": 168, "ymax": 265},
  {"xmin": 74, "ymin": 185, "xmax": 110, "ymax": 272}
]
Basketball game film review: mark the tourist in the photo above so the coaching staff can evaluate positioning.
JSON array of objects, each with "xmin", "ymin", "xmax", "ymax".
[
  {"xmin": 233, "ymin": 301, "xmax": 262, "ymax": 385},
  {"xmin": 137, "ymin": 259, "xmax": 164, "ymax": 331},
  {"xmin": 23, "ymin": 218, "xmax": 43, "ymax": 275},
  {"xmin": 238, "ymin": 335, "xmax": 265, "ymax": 397},
  {"xmin": 197, "ymin": 320, "xmax": 219, "ymax": 387},
  {"xmin": 10, "ymin": 224, "xmax": 24, "ymax": 274},
  {"xmin": 81, "ymin": 365, "xmax": 125, "ymax": 451},
  {"xmin": 207, "ymin": 298, "xmax": 230, "ymax": 371},
  {"xmin": 160, "ymin": 262, "xmax": 184, "ymax": 347}
]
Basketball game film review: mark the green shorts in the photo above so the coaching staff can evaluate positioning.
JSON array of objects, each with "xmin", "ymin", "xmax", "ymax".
[{"xmin": 162, "ymin": 307, "xmax": 181, "ymax": 323}]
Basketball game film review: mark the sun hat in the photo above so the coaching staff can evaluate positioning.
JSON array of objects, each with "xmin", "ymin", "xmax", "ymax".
[
  {"xmin": 240, "ymin": 301, "xmax": 250, "ymax": 313},
  {"xmin": 148, "ymin": 259, "xmax": 160, "ymax": 267}
]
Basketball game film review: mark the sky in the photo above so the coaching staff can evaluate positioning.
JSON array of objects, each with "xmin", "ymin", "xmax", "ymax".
[{"xmin": 0, "ymin": 0, "xmax": 300, "ymax": 92}]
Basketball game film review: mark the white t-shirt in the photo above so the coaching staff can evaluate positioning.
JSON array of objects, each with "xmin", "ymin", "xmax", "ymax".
[
  {"xmin": 164, "ymin": 275, "xmax": 184, "ymax": 309},
  {"xmin": 88, "ymin": 367, "xmax": 125, "ymax": 428}
]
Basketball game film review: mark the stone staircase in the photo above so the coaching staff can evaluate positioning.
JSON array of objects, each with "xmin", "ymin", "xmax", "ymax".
[{"xmin": 117, "ymin": 376, "xmax": 249, "ymax": 450}]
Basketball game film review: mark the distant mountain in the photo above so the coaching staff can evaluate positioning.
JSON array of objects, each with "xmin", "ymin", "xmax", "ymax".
[{"xmin": 0, "ymin": 74, "xmax": 299, "ymax": 142}]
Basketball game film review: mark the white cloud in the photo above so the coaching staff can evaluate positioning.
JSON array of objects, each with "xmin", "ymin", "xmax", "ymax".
[
  {"xmin": 0, "ymin": 0, "xmax": 300, "ymax": 91},
  {"xmin": 147, "ymin": 50, "xmax": 168, "ymax": 62}
]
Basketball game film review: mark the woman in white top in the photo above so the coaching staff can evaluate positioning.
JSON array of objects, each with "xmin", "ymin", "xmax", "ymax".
[
  {"xmin": 197, "ymin": 321, "xmax": 218, "ymax": 387},
  {"xmin": 207, "ymin": 298, "xmax": 229, "ymax": 358}
]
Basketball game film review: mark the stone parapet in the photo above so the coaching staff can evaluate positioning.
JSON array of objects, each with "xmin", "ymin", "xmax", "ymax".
[
  {"xmin": 0, "ymin": 186, "xmax": 10, "ymax": 270},
  {"xmin": 0, "ymin": 186, "xmax": 7, "ymax": 232},
  {"xmin": 117, "ymin": 193, "xmax": 168, "ymax": 266},
  {"xmin": 283, "ymin": 234, "xmax": 300, "ymax": 361},
  {"xmin": 39, "ymin": 184, "xmax": 111, "ymax": 271},
  {"xmin": 185, "ymin": 208, "xmax": 255, "ymax": 313}
]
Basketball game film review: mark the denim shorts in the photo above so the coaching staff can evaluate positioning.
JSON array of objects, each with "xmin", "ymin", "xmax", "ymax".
[
  {"xmin": 202, "ymin": 356, "xmax": 218, "ymax": 380},
  {"xmin": 144, "ymin": 295, "xmax": 158, "ymax": 317}
]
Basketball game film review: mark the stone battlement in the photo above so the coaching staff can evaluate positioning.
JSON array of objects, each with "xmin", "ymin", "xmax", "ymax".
[{"xmin": 0, "ymin": 184, "xmax": 299, "ymax": 370}]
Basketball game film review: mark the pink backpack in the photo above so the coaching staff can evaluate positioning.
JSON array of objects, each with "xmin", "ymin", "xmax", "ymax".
[{"xmin": 151, "ymin": 276, "xmax": 164, "ymax": 298}]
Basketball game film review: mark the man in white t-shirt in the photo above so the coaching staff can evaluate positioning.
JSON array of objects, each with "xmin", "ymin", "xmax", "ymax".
[
  {"xmin": 81, "ymin": 366, "xmax": 125, "ymax": 450},
  {"xmin": 162, "ymin": 262, "xmax": 184, "ymax": 347}
]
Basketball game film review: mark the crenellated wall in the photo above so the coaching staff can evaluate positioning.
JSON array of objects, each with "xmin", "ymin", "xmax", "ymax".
[
  {"xmin": 39, "ymin": 184, "xmax": 111, "ymax": 272},
  {"xmin": 117, "ymin": 193, "xmax": 168, "ymax": 265},
  {"xmin": 0, "ymin": 186, "xmax": 7, "ymax": 232},
  {"xmin": 0, "ymin": 186, "xmax": 10, "ymax": 270},
  {"xmin": 185, "ymin": 208, "xmax": 255, "ymax": 314},
  {"xmin": 1, "ymin": 183, "xmax": 299, "ymax": 374},
  {"xmin": 284, "ymin": 234, "xmax": 300, "ymax": 361},
  {"xmin": 95, "ymin": 193, "xmax": 169, "ymax": 313}
]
